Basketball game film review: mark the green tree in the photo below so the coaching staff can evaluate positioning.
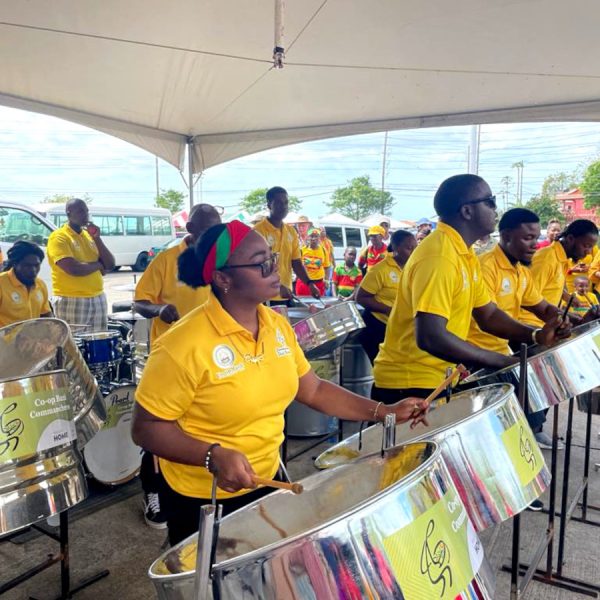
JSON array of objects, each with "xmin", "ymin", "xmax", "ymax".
[
  {"xmin": 524, "ymin": 170, "xmax": 579, "ymax": 225},
  {"xmin": 155, "ymin": 188, "xmax": 186, "ymax": 213},
  {"xmin": 327, "ymin": 176, "xmax": 394, "ymax": 221},
  {"xmin": 581, "ymin": 160, "xmax": 600, "ymax": 208},
  {"xmin": 525, "ymin": 195, "xmax": 564, "ymax": 225},
  {"xmin": 239, "ymin": 188, "xmax": 301, "ymax": 215},
  {"xmin": 42, "ymin": 193, "xmax": 93, "ymax": 204}
]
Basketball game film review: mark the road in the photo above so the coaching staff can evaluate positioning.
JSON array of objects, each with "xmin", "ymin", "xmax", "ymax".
[{"xmin": 103, "ymin": 268, "xmax": 141, "ymax": 313}]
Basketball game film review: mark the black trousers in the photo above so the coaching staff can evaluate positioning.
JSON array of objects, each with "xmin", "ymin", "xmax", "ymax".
[
  {"xmin": 371, "ymin": 384, "xmax": 438, "ymax": 404},
  {"xmin": 157, "ymin": 469, "xmax": 278, "ymax": 546},
  {"xmin": 140, "ymin": 450, "xmax": 161, "ymax": 494},
  {"xmin": 359, "ymin": 310, "xmax": 387, "ymax": 365}
]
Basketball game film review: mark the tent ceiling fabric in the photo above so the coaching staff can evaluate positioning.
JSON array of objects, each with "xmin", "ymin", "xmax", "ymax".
[{"xmin": 1, "ymin": 0, "xmax": 600, "ymax": 173}]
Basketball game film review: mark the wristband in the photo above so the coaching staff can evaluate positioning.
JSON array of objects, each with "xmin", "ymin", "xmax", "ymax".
[
  {"xmin": 372, "ymin": 402, "xmax": 383, "ymax": 422},
  {"xmin": 204, "ymin": 443, "xmax": 221, "ymax": 472},
  {"xmin": 531, "ymin": 328, "xmax": 542, "ymax": 345}
]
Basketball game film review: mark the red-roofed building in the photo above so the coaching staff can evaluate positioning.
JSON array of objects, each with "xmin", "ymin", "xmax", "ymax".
[{"xmin": 556, "ymin": 188, "xmax": 600, "ymax": 225}]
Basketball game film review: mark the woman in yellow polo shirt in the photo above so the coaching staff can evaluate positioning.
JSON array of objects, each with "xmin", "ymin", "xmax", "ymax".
[
  {"xmin": 132, "ymin": 220, "xmax": 427, "ymax": 545},
  {"xmin": 357, "ymin": 230, "xmax": 417, "ymax": 363}
]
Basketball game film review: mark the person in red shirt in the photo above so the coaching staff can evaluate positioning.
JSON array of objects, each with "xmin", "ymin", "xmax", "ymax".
[
  {"xmin": 358, "ymin": 225, "xmax": 388, "ymax": 274},
  {"xmin": 536, "ymin": 218, "xmax": 562, "ymax": 249}
]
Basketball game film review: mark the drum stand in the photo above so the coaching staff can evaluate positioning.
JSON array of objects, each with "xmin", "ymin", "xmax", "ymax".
[
  {"xmin": 0, "ymin": 511, "xmax": 110, "ymax": 599},
  {"xmin": 502, "ymin": 346, "xmax": 600, "ymax": 598}
]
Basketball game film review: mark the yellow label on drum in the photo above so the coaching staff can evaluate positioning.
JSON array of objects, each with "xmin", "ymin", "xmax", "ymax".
[
  {"xmin": 382, "ymin": 491, "xmax": 483, "ymax": 599},
  {"xmin": 500, "ymin": 413, "xmax": 543, "ymax": 487}
]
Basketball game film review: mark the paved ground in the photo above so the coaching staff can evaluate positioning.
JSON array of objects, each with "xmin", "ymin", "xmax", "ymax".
[{"xmin": 0, "ymin": 272, "xmax": 598, "ymax": 599}]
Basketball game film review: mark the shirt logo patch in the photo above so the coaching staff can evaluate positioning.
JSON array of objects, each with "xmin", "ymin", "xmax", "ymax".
[
  {"xmin": 501, "ymin": 278, "xmax": 512, "ymax": 294},
  {"xmin": 35, "ymin": 290, "xmax": 43, "ymax": 301},
  {"xmin": 275, "ymin": 327, "xmax": 291, "ymax": 357},
  {"xmin": 461, "ymin": 267, "xmax": 469, "ymax": 290},
  {"xmin": 212, "ymin": 344, "xmax": 235, "ymax": 369},
  {"xmin": 389, "ymin": 270, "xmax": 399, "ymax": 283},
  {"xmin": 11, "ymin": 291, "xmax": 21, "ymax": 304}
]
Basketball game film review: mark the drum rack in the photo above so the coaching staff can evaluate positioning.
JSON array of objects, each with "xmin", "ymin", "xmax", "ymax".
[
  {"xmin": 0, "ymin": 510, "xmax": 109, "ymax": 599},
  {"xmin": 502, "ymin": 348, "xmax": 600, "ymax": 598}
]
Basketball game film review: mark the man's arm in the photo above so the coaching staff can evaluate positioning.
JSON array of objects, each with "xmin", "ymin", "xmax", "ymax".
[
  {"xmin": 93, "ymin": 236, "xmax": 116, "ymax": 271},
  {"xmin": 415, "ymin": 311, "xmax": 515, "ymax": 370},
  {"xmin": 134, "ymin": 256, "xmax": 179, "ymax": 323},
  {"xmin": 55, "ymin": 257, "xmax": 104, "ymax": 277},
  {"xmin": 356, "ymin": 288, "xmax": 391, "ymax": 315}
]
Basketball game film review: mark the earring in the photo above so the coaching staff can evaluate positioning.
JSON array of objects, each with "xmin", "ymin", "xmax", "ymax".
[{"xmin": 224, "ymin": 287, "xmax": 229, "ymax": 294}]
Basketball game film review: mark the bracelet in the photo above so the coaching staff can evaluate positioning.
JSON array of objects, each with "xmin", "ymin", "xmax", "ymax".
[
  {"xmin": 204, "ymin": 443, "xmax": 221, "ymax": 472},
  {"xmin": 372, "ymin": 402, "xmax": 383, "ymax": 422},
  {"xmin": 531, "ymin": 328, "xmax": 542, "ymax": 345}
]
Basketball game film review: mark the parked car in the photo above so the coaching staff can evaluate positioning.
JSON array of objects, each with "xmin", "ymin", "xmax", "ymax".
[{"xmin": 147, "ymin": 237, "xmax": 182, "ymax": 264}]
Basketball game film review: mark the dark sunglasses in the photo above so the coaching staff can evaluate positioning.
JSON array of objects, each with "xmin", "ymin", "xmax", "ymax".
[
  {"xmin": 221, "ymin": 253, "xmax": 279, "ymax": 278},
  {"xmin": 462, "ymin": 195, "xmax": 497, "ymax": 210}
]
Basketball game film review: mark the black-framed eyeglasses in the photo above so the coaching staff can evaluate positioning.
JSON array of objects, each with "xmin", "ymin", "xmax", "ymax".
[
  {"xmin": 462, "ymin": 195, "xmax": 497, "ymax": 210},
  {"xmin": 221, "ymin": 253, "xmax": 279, "ymax": 278}
]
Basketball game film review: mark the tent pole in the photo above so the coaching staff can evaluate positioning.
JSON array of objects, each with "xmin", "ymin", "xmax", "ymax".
[{"xmin": 187, "ymin": 139, "xmax": 194, "ymax": 211}]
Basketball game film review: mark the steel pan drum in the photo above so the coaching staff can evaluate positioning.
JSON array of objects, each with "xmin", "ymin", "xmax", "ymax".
[
  {"xmin": 463, "ymin": 321, "xmax": 600, "ymax": 413},
  {"xmin": 0, "ymin": 319, "xmax": 107, "ymax": 448},
  {"xmin": 288, "ymin": 301, "xmax": 365, "ymax": 359},
  {"xmin": 149, "ymin": 442, "xmax": 493, "ymax": 599},
  {"xmin": 315, "ymin": 384, "xmax": 550, "ymax": 532},
  {"xmin": 0, "ymin": 370, "xmax": 87, "ymax": 534}
]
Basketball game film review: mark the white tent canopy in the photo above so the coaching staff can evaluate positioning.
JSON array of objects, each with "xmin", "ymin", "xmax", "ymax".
[{"xmin": 1, "ymin": 0, "xmax": 600, "ymax": 177}]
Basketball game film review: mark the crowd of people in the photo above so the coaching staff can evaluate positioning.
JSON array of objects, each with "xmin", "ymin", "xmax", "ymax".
[{"xmin": 1, "ymin": 175, "xmax": 599, "ymax": 544}]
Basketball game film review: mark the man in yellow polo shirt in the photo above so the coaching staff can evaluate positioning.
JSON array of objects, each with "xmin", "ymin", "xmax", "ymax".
[
  {"xmin": 467, "ymin": 208, "xmax": 567, "ymax": 454},
  {"xmin": 0, "ymin": 241, "xmax": 52, "ymax": 327},
  {"xmin": 520, "ymin": 219, "xmax": 599, "ymax": 327},
  {"xmin": 254, "ymin": 186, "xmax": 320, "ymax": 304},
  {"xmin": 373, "ymin": 174, "xmax": 564, "ymax": 402},
  {"xmin": 47, "ymin": 198, "xmax": 115, "ymax": 331},
  {"xmin": 133, "ymin": 203, "xmax": 221, "ymax": 529}
]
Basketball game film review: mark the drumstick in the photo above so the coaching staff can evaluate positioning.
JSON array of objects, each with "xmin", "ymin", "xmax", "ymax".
[
  {"xmin": 560, "ymin": 293, "xmax": 575, "ymax": 323},
  {"xmin": 252, "ymin": 476, "xmax": 304, "ymax": 494},
  {"xmin": 423, "ymin": 364, "xmax": 466, "ymax": 407}
]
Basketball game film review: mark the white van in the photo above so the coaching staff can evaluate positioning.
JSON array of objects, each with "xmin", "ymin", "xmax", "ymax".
[
  {"xmin": 37, "ymin": 205, "xmax": 174, "ymax": 271},
  {"xmin": 318, "ymin": 213, "xmax": 369, "ymax": 262},
  {"xmin": 0, "ymin": 201, "xmax": 56, "ymax": 292}
]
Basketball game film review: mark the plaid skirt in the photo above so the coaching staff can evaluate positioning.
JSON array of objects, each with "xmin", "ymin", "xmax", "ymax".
[{"xmin": 53, "ymin": 293, "xmax": 108, "ymax": 332}]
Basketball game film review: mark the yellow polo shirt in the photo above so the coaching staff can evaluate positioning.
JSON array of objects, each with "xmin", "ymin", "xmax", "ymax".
[
  {"xmin": 519, "ymin": 241, "xmax": 569, "ymax": 327},
  {"xmin": 0, "ymin": 270, "xmax": 51, "ymax": 328},
  {"xmin": 134, "ymin": 239, "xmax": 209, "ymax": 344},
  {"xmin": 565, "ymin": 246, "xmax": 598, "ymax": 292},
  {"xmin": 47, "ymin": 224, "xmax": 103, "ymax": 297},
  {"xmin": 373, "ymin": 222, "xmax": 491, "ymax": 389},
  {"xmin": 254, "ymin": 218, "xmax": 301, "ymax": 300},
  {"xmin": 136, "ymin": 292, "xmax": 311, "ymax": 499},
  {"xmin": 589, "ymin": 248, "xmax": 600, "ymax": 287},
  {"xmin": 359, "ymin": 254, "xmax": 402, "ymax": 324},
  {"xmin": 468, "ymin": 245, "xmax": 543, "ymax": 354}
]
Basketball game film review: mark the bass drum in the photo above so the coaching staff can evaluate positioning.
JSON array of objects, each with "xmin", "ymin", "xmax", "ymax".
[{"xmin": 83, "ymin": 384, "xmax": 142, "ymax": 485}]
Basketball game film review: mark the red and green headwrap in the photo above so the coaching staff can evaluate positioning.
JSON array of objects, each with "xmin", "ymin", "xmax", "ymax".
[{"xmin": 198, "ymin": 220, "xmax": 253, "ymax": 285}]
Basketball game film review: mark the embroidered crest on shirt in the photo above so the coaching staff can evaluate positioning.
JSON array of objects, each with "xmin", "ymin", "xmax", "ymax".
[
  {"xmin": 10, "ymin": 291, "xmax": 21, "ymax": 304},
  {"xmin": 275, "ymin": 327, "xmax": 291, "ymax": 357},
  {"xmin": 500, "ymin": 277, "xmax": 512, "ymax": 295},
  {"xmin": 213, "ymin": 344, "xmax": 235, "ymax": 368},
  {"xmin": 389, "ymin": 270, "xmax": 399, "ymax": 283}
]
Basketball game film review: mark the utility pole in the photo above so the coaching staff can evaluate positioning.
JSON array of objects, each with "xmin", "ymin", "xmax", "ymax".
[
  {"xmin": 381, "ymin": 131, "xmax": 388, "ymax": 213},
  {"xmin": 468, "ymin": 125, "xmax": 481, "ymax": 174},
  {"xmin": 154, "ymin": 156, "xmax": 160, "ymax": 201},
  {"xmin": 512, "ymin": 161, "xmax": 524, "ymax": 205}
]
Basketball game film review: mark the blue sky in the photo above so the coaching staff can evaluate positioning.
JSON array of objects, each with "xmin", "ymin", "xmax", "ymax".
[{"xmin": 1, "ymin": 106, "xmax": 599, "ymax": 222}]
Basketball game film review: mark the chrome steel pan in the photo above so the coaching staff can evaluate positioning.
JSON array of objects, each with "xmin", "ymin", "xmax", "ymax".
[
  {"xmin": 0, "ymin": 370, "xmax": 87, "ymax": 533},
  {"xmin": 149, "ymin": 442, "xmax": 493, "ymax": 600},
  {"xmin": 463, "ymin": 321, "xmax": 600, "ymax": 413},
  {"xmin": 289, "ymin": 301, "xmax": 365, "ymax": 359},
  {"xmin": 315, "ymin": 384, "xmax": 549, "ymax": 531},
  {"xmin": 0, "ymin": 318, "xmax": 106, "ymax": 448}
]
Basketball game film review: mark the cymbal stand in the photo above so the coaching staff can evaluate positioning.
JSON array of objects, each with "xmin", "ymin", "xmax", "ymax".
[{"xmin": 0, "ymin": 349, "xmax": 110, "ymax": 599}]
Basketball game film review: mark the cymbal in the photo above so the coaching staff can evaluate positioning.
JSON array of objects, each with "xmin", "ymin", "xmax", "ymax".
[
  {"xmin": 108, "ymin": 311, "xmax": 146, "ymax": 322},
  {"xmin": 112, "ymin": 283, "xmax": 137, "ymax": 292}
]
